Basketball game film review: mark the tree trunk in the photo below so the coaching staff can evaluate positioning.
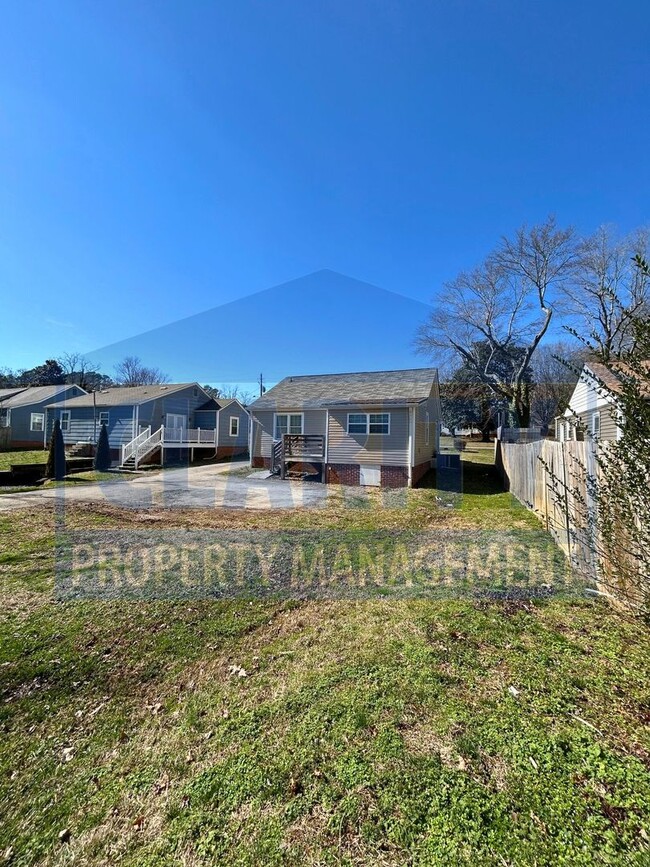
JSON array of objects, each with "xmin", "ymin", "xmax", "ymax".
[{"xmin": 513, "ymin": 385, "xmax": 531, "ymax": 428}]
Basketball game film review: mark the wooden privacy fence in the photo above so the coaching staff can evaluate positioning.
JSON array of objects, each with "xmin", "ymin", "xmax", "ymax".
[
  {"xmin": 496, "ymin": 438, "xmax": 600, "ymax": 581},
  {"xmin": 0, "ymin": 427, "xmax": 11, "ymax": 450}
]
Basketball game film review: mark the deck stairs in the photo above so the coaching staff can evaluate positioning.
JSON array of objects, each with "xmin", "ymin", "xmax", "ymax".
[{"xmin": 120, "ymin": 427, "xmax": 162, "ymax": 470}]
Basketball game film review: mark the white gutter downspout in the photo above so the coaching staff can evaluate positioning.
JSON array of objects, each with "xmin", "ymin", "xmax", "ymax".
[
  {"xmin": 206, "ymin": 407, "xmax": 221, "ymax": 461},
  {"xmin": 324, "ymin": 408, "xmax": 329, "ymax": 483},
  {"xmin": 408, "ymin": 405, "xmax": 416, "ymax": 488}
]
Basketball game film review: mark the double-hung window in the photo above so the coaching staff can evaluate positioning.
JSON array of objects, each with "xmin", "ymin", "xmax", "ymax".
[
  {"xmin": 229, "ymin": 416, "xmax": 239, "ymax": 437},
  {"xmin": 60, "ymin": 410, "xmax": 71, "ymax": 432},
  {"xmin": 347, "ymin": 412, "xmax": 390, "ymax": 435},
  {"xmin": 98, "ymin": 411, "xmax": 110, "ymax": 427},
  {"xmin": 274, "ymin": 413, "xmax": 303, "ymax": 439},
  {"xmin": 30, "ymin": 413, "xmax": 45, "ymax": 432},
  {"xmin": 591, "ymin": 411, "xmax": 601, "ymax": 437}
]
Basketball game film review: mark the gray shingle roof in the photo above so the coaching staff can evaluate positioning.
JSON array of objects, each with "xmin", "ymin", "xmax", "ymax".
[
  {"xmin": 47, "ymin": 383, "xmax": 204, "ymax": 409},
  {"xmin": 0, "ymin": 387, "xmax": 26, "ymax": 403},
  {"xmin": 1, "ymin": 385, "xmax": 82, "ymax": 408},
  {"xmin": 584, "ymin": 361, "xmax": 650, "ymax": 398},
  {"xmin": 250, "ymin": 368, "xmax": 438, "ymax": 410}
]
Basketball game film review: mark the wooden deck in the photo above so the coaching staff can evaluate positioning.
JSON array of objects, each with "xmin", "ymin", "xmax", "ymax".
[{"xmin": 272, "ymin": 434, "xmax": 326, "ymax": 479}]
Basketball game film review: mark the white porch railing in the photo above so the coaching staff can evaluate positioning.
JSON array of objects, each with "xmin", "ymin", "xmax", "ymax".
[
  {"xmin": 121, "ymin": 426, "xmax": 151, "ymax": 466},
  {"xmin": 161, "ymin": 427, "xmax": 217, "ymax": 445}
]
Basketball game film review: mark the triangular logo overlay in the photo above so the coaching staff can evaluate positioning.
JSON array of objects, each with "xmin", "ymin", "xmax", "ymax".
[{"xmin": 88, "ymin": 270, "xmax": 433, "ymax": 381}]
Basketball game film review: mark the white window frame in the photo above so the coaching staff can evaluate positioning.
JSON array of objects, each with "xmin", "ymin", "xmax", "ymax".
[
  {"xmin": 346, "ymin": 412, "xmax": 391, "ymax": 436},
  {"xmin": 98, "ymin": 411, "xmax": 110, "ymax": 427},
  {"xmin": 591, "ymin": 411, "xmax": 601, "ymax": 437},
  {"xmin": 30, "ymin": 412, "xmax": 45, "ymax": 432},
  {"xmin": 273, "ymin": 412, "xmax": 304, "ymax": 440},
  {"xmin": 229, "ymin": 416, "xmax": 239, "ymax": 437},
  {"xmin": 166, "ymin": 413, "xmax": 186, "ymax": 429},
  {"xmin": 60, "ymin": 410, "xmax": 71, "ymax": 432}
]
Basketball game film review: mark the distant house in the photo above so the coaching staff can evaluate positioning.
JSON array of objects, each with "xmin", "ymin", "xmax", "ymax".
[
  {"xmin": 46, "ymin": 383, "xmax": 250, "ymax": 468},
  {"xmin": 556, "ymin": 361, "xmax": 648, "ymax": 441},
  {"xmin": 249, "ymin": 368, "xmax": 441, "ymax": 487},
  {"xmin": 0, "ymin": 384, "xmax": 87, "ymax": 448}
]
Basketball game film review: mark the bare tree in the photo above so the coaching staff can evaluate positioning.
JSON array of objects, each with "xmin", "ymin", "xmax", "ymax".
[
  {"xmin": 530, "ymin": 340, "xmax": 585, "ymax": 432},
  {"xmin": 416, "ymin": 216, "xmax": 578, "ymax": 425},
  {"xmin": 58, "ymin": 352, "xmax": 101, "ymax": 391},
  {"xmin": 215, "ymin": 384, "xmax": 255, "ymax": 406},
  {"xmin": 564, "ymin": 225, "xmax": 650, "ymax": 361},
  {"xmin": 113, "ymin": 356, "xmax": 170, "ymax": 387}
]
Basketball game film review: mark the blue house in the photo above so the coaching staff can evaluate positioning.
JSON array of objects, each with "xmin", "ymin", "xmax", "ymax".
[
  {"xmin": 46, "ymin": 382, "xmax": 250, "ymax": 467},
  {"xmin": 0, "ymin": 384, "xmax": 87, "ymax": 448}
]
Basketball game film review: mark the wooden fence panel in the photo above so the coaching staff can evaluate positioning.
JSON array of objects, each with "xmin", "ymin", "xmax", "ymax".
[
  {"xmin": 496, "ymin": 438, "xmax": 600, "ymax": 581},
  {"xmin": 0, "ymin": 427, "xmax": 11, "ymax": 450}
]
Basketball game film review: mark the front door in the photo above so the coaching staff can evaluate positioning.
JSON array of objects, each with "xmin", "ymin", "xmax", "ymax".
[{"xmin": 166, "ymin": 413, "xmax": 187, "ymax": 441}]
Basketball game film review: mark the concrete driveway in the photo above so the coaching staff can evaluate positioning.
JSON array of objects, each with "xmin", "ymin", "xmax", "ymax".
[{"xmin": 0, "ymin": 460, "xmax": 329, "ymax": 511}]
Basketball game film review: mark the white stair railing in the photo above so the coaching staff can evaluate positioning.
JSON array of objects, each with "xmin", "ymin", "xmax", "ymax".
[
  {"xmin": 121, "ymin": 427, "xmax": 151, "ymax": 466},
  {"xmin": 133, "ymin": 427, "xmax": 162, "ymax": 469}
]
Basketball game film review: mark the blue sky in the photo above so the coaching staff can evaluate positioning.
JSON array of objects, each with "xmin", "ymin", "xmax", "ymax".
[{"xmin": 1, "ymin": 0, "xmax": 649, "ymax": 381}]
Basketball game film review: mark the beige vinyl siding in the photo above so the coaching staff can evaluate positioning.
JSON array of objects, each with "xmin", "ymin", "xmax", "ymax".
[
  {"xmin": 327, "ymin": 407, "xmax": 409, "ymax": 466},
  {"xmin": 577, "ymin": 405, "xmax": 620, "ymax": 441},
  {"xmin": 413, "ymin": 387, "xmax": 441, "ymax": 465},
  {"xmin": 253, "ymin": 409, "xmax": 326, "ymax": 458}
]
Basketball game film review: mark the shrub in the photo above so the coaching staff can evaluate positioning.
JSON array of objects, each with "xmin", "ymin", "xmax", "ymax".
[
  {"xmin": 45, "ymin": 419, "xmax": 66, "ymax": 480},
  {"xmin": 94, "ymin": 422, "xmax": 111, "ymax": 471}
]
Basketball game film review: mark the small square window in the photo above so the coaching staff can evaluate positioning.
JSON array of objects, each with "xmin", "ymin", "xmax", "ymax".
[{"xmin": 30, "ymin": 413, "xmax": 44, "ymax": 432}]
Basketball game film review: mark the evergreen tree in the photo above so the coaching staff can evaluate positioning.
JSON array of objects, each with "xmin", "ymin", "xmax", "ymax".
[
  {"xmin": 45, "ymin": 419, "xmax": 66, "ymax": 480},
  {"xmin": 94, "ymin": 422, "xmax": 111, "ymax": 471}
]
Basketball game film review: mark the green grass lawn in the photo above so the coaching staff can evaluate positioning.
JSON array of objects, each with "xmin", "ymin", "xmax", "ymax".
[
  {"xmin": 0, "ymin": 449, "xmax": 48, "ymax": 470},
  {"xmin": 0, "ymin": 452, "xmax": 648, "ymax": 866}
]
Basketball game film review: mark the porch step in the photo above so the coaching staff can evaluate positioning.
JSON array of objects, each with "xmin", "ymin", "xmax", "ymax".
[{"xmin": 67, "ymin": 442, "xmax": 94, "ymax": 458}]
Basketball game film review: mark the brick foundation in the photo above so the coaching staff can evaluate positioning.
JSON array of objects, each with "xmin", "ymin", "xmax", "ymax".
[
  {"xmin": 380, "ymin": 465, "xmax": 410, "ymax": 488},
  {"xmin": 411, "ymin": 461, "xmax": 432, "ymax": 487},
  {"xmin": 250, "ymin": 458, "xmax": 429, "ymax": 488},
  {"xmin": 326, "ymin": 463, "xmax": 360, "ymax": 486}
]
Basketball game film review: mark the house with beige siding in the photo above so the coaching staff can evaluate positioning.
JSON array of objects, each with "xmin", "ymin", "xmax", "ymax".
[
  {"xmin": 249, "ymin": 368, "xmax": 441, "ymax": 487},
  {"xmin": 557, "ymin": 362, "xmax": 629, "ymax": 441}
]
